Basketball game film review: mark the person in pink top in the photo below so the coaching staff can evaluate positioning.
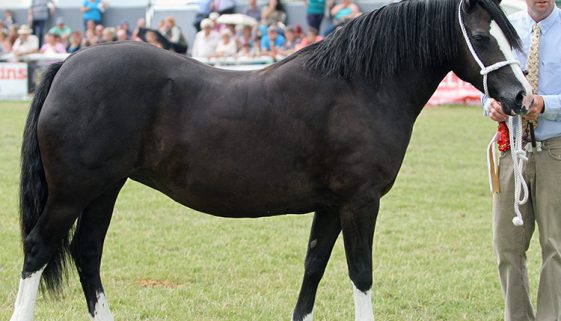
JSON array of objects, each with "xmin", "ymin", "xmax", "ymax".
[
  {"xmin": 40, "ymin": 32, "xmax": 67, "ymax": 54},
  {"xmin": 295, "ymin": 27, "xmax": 322, "ymax": 50}
]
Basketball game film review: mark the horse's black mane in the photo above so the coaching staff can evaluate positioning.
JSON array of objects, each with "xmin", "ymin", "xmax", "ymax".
[{"xmin": 297, "ymin": 0, "xmax": 521, "ymax": 80}]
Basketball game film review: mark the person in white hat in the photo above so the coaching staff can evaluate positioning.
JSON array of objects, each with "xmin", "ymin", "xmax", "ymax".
[
  {"xmin": 12, "ymin": 25, "xmax": 39, "ymax": 58},
  {"xmin": 191, "ymin": 18, "xmax": 220, "ymax": 58},
  {"xmin": 214, "ymin": 28, "xmax": 237, "ymax": 57}
]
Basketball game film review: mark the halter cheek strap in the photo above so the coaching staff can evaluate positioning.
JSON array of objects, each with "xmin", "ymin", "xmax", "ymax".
[{"xmin": 457, "ymin": 0, "xmax": 520, "ymax": 97}]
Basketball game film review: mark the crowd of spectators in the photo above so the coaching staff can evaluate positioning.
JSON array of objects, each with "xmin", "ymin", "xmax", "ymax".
[
  {"xmin": 0, "ymin": 0, "xmax": 363, "ymax": 63},
  {"xmin": 191, "ymin": 0, "xmax": 361, "ymax": 61}
]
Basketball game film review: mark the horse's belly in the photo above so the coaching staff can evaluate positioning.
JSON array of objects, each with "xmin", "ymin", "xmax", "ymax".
[{"xmin": 131, "ymin": 167, "xmax": 328, "ymax": 218}]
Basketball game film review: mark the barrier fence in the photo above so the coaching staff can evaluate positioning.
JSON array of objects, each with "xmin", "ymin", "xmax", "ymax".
[{"xmin": 0, "ymin": 53, "xmax": 481, "ymax": 104}]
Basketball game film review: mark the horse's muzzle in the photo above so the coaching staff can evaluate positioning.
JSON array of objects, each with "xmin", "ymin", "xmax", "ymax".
[{"xmin": 503, "ymin": 90, "xmax": 534, "ymax": 116}]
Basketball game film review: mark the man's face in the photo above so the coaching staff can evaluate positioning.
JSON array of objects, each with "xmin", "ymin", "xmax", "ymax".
[
  {"xmin": 268, "ymin": 30, "xmax": 277, "ymax": 39},
  {"xmin": 526, "ymin": 0, "xmax": 555, "ymax": 21}
]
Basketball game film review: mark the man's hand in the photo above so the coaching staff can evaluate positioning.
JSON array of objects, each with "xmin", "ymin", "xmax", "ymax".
[
  {"xmin": 488, "ymin": 99, "xmax": 509, "ymax": 122},
  {"xmin": 522, "ymin": 95, "xmax": 544, "ymax": 121}
]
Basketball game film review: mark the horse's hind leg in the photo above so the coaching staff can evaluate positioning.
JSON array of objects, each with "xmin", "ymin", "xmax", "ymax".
[
  {"xmin": 71, "ymin": 180, "xmax": 126, "ymax": 321},
  {"xmin": 11, "ymin": 199, "xmax": 85, "ymax": 321},
  {"xmin": 292, "ymin": 208, "xmax": 341, "ymax": 321},
  {"xmin": 340, "ymin": 197, "xmax": 379, "ymax": 321}
]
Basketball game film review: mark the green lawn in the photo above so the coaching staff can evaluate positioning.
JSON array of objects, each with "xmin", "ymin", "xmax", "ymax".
[{"xmin": 0, "ymin": 101, "xmax": 542, "ymax": 320}]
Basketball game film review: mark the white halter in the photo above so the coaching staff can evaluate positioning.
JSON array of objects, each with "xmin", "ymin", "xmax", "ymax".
[
  {"xmin": 459, "ymin": 0, "xmax": 529, "ymax": 226},
  {"xmin": 457, "ymin": 0, "xmax": 520, "ymax": 97}
]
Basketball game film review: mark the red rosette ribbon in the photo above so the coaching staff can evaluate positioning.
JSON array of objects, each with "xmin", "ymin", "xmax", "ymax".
[{"xmin": 497, "ymin": 121, "xmax": 510, "ymax": 152}]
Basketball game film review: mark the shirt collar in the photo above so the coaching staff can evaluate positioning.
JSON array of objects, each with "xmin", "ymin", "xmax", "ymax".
[{"xmin": 524, "ymin": 7, "xmax": 561, "ymax": 35}]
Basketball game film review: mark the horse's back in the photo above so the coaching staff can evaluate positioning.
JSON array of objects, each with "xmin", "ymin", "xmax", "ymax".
[{"xmin": 36, "ymin": 42, "xmax": 333, "ymax": 216}]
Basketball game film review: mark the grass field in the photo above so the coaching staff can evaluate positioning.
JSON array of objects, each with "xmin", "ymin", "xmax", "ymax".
[{"xmin": 0, "ymin": 101, "xmax": 542, "ymax": 320}]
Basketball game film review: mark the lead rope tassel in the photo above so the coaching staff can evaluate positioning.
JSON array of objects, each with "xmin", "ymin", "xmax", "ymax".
[{"xmin": 508, "ymin": 116, "xmax": 528, "ymax": 226}]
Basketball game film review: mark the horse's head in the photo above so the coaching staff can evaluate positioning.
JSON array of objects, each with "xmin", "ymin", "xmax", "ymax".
[{"xmin": 453, "ymin": 0, "xmax": 533, "ymax": 115}]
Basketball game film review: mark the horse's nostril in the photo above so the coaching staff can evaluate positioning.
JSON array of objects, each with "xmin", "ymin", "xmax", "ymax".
[{"xmin": 516, "ymin": 90, "xmax": 525, "ymax": 104}]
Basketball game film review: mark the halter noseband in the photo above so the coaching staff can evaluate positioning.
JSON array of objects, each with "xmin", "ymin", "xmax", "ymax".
[{"xmin": 457, "ymin": 0, "xmax": 520, "ymax": 97}]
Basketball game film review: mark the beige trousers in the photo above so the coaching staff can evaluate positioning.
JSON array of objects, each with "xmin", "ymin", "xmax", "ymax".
[{"xmin": 493, "ymin": 135, "xmax": 561, "ymax": 321}]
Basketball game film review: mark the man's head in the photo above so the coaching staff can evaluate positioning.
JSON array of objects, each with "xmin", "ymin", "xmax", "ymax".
[
  {"xmin": 526, "ymin": 0, "xmax": 556, "ymax": 22},
  {"xmin": 56, "ymin": 17, "xmax": 65, "ymax": 27},
  {"xmin": 17, "ymin": 25, "xmax": 31, "ymax": 40},
  {"xmin": 267, "ymin": 26, "xmax": 278, "ymax": 39}
]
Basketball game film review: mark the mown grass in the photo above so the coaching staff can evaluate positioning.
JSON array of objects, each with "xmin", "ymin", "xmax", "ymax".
[{"xmin": 0, "ymin": 101, "xmax": 542, "ymax": 320}]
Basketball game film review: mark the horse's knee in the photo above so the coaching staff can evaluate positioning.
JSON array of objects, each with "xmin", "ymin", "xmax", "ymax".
[
  {"xmin": 349, "ymin": 266, "xmax": 372, "ymax": 292},
  {"xmin": 304, "ymin": 256, "xmax": 328, "ymax": 283}
]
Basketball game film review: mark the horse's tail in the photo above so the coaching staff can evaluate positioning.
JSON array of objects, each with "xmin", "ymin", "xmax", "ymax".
[{"xmin": 20, "ymin": 61, "xmax": 65, "ymax": 295}]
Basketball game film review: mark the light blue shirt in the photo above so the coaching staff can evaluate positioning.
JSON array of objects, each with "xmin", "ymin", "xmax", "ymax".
[{"xmin": 483, "ymin": 7, "xmax": 561, "ymax": 140}]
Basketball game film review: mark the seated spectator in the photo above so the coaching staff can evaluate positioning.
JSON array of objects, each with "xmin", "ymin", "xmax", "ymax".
[
  {"xmin": 214, "ymin": 28, "xmax": 237, "ymax": 57},
  {"xmin": 325, "ymin": 0, "xmax": 361, "ymax": 34},
  {"xmin": 192, "ymin": 18, "xmax": 220, "ymax": 58},
  {"xmin": 82, "ymin": 29, "xmax": 97, "ymax": 47},
  {"xmin": 260, "ymin": 26, "xmax": 284, "ymax": 57},
  {"xmin": 119, "ymin": 21, "xmax": 131, "ymax": 38},
  {"xmin": 159, "ymin": 16, "xmax": 188, "ymax": 54},
  {"xmin": 145, "ymin": 30, "xmax": 163, "ymax": 48},
  {"xmin": 94, "ymin": 24, "xmax": 104, "ymax": 43},
  {"xmin": 85, "ymin": 19, "xmax": 96, "ymax": 34},
  {"xmin": 7, "ymin": 24, "xmax": 18, "ymax": 47},
  {"xmin": 0, "ymin": 31, "xmax": 10, "ymax": 53},
  {"xmin": 49, "ymin": 17, "xmax": 72, "ymax": 45},
  {"xmin": 66, "ymin": 31, "xmax": 82, "ymax": 53},
  {"xmin": 295, "ymin": 27, "xmax": 322, "ymax": 50},
  {"xmin": 237, "ymin": 43, "xmax": 253, "ymax": 58},
  {"xmin": 12, "ymin": 25, "xmax": 39, "ymax": 58},
  {"xmin": 40, "ymin": 32, "xmax": 66, "ymax": 54},
  {"xmin": 281, "ymin": 26, "xmax": 300, "ymax": 55},
  {"xmin": 238, "ymin": 25, "xmax": 254, "ymax": 50},
  {"xmin": 131, "ymin": 17, "xmax": 146, "ymax": 41},
  {"xmin": 246, "ymin": 0, "xmax": 262, "ymax": 21},
  {"xmin": 261, "ymin": 0, "xmax": 286, "ymax": 27},
  {"xmin": 116, "ymin": 28, "xmax": 128, "ymax": 41},
  {"xmin": 101, "ymin": 27, "xmax": 115, "ymax": 43}
]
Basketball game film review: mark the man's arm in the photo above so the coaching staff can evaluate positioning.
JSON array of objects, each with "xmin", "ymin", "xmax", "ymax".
[{"xmin": 541, "ymin": 95, "xmax": 561, "ymax": 121}]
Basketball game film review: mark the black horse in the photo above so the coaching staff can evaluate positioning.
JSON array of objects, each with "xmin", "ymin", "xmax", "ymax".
[{"xmin": 10, "ymin": 0, "xmax": 531, "ymax": 320}]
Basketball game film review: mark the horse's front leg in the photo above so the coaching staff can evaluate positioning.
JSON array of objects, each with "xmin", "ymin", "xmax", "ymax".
[
  {"xmin": 340, "ymin": 196, "xmax": 379, "ymax": 321},
  {"xmin": 292, "ymin": 208, "xmax": 341, "ymax": 321}
]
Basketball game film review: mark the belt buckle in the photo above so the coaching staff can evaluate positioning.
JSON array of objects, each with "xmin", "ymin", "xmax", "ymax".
[{"xmin": 524, "ymin": 141, "xmax": 542, "ymax": 152}]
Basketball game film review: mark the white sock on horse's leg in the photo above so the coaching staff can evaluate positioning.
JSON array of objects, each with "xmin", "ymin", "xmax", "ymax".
[
  {"xmin": 91, "ymin": 292, "xmax": 114, "ymax": 321},
  {"xmin": 302, "ymin": 312, "xmax": 313, "ymax": 321},
  {"xmin": 10, "ymin": 265, "xmax": 46, "ymax": 321},
  {"xmin": 353, "ymin": 284, "xmax": 374, "ymax": 321}
]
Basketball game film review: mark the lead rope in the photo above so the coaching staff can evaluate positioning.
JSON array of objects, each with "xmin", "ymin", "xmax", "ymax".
[
  {"xmin": 508, "ymin": 117, "xmax": 528, "ymax": 226},
  {"xmin": 458, "ymin": 0, "xmax": 528, "ymax": 226}
]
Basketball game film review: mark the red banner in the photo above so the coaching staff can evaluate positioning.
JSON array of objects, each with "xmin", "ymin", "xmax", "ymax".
[{"xmin": 428, "ymin": 72, "xmax": 481, "ymax": 106}]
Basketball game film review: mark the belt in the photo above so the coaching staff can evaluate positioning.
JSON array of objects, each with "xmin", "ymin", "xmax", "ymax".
[{"xmin": 524, "ymin": 135, "xmax": 561, "ymax": 152}]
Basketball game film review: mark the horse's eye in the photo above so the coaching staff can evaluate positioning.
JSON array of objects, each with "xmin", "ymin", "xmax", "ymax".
[{"xmin": 472, "ymin": 34, "xmax": 491, "ymax": 43}]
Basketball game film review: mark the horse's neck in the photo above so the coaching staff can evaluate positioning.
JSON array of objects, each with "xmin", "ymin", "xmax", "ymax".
[{"xmin": 358, "ymin": 66, "xmax": 450, "ymax": 118}]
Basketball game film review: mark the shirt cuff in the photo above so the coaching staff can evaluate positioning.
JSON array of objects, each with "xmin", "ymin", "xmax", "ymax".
[
  {"xmin": 481, "ymin": 94, "xmax": 491, "ymax": 116},
  {"xmin": 541, "ymin": 95, "xmax": 561, "ymax": 121}
]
